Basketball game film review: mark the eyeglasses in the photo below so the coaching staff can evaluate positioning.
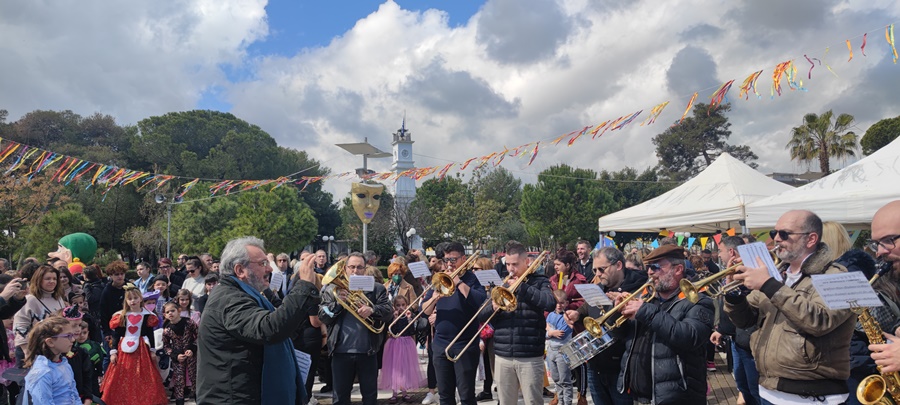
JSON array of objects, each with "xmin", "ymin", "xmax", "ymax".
[
  {"xmin": 52, "ymin": 333, "xmax": 77, "ymax": 340},
  {"xmin": 443, "ymin": 256, "xmax": 462, "ymax": 264},
  {"xmin": 277, "ymin": 259, "xmax": 288, "ymax": 262},
  {"xmin": 647, "ymin": 263, "xmax": 662, "ymax": 272},
  {"xmin": 241, "ymin": 259, "xmax": 268, "ymax": 268},
  {"xmin": 867, "ymin": 235, "xmax": 900, "ymax": 253},
  {"xmin": 593, "ymin": 264, "xmax": 613, "ymax": 274},
  {"xmin": 346, "ymin": 265, "xmax": 366, "ymax": 270},
  {"xmin": 769, "ymin": 229, "xmax": 811, "ymax": 240}
]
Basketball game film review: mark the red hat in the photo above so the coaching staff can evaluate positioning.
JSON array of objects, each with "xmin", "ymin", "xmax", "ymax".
[{"xmin": 158, "ymin": 258, "xmax": 173, "ymax": 267}]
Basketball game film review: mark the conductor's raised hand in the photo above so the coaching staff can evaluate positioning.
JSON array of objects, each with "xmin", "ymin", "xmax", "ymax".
[{"xmin": 298, "ymin": 254, "xmax": 317, "ymax": 283}]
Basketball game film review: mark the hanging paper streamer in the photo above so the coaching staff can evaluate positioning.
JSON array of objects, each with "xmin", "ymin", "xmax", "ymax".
[
  {"xmin": 590, "ymin": 121, "xmax": 610, "ymax": 139},
  {"xmin": 528, "ymin": 142, "xmax": 540, "ymax": 166},
  {"xmin": 846, "ymin": 39, "xmax": 853, "ymax": 62},
  {"xmin": 709, "ymin": 80, "xmax": 735, "ymax": 112},
  {"xmin": 738, "ymin": 70, "xmax": 763, "ymax": 100},
  {"xmin": 675, "ymin": 93, "xmax": 698, "ymax": 125},
  {"xmin": 771, "ymin": 60, "xmax": 793, "ymax": 97},
  {"xmin": 861, "ymin": 33, "xmax": 867, "ymax": 57},
  {"xmin": 642, "ymin": 102, "xmax": 670, "ymax": 126},
  {"xmin": 803, "ymin": 55, "xmax": 816, "ymax": 79},
  {"xmin": 611, "ymin": 110, "xmax": 642, "ymax": 131},
  {"xmin": 552, "ymin": 131, "xmax": 574, "ymax": 145},
  {"xmin": 888, "ymin": 24, "xmax": 898, "ymax": 64},
  {"xmin": 567, "ymin": 126, "xmax": 592, "ymax": 146},
  {"xmin": 436, "ymin": 163, "xmax": 454, "ymax": 180},
  {"xmin": 784, "ymin": 61, "xmax": 805, "ymax": 91},
  {"xmin": 823, "ymin": 47, "xmax": 839, "ymax": 77}
]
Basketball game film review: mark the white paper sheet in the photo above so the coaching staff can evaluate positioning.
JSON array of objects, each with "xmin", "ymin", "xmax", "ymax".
[
  {"xmin": 736, "ymin": 242, "xmax": 783, "ymax": 282},
  {"xmin": 269, "ymin": 271, "xmax": 284, "ymax": 293},
  {"xmin": 473, "ymin": 270, "xmax": 503, "ymax": 287},
  {"xmin": 294, "ymin": 349, "xmax": 312, "ymax": 385},
  {"xmin": 408, "ymin": 261, "xmax": 432, "ymax": 278},
  {"xmin": 348, "ymin": 275, "xmax": 375, "ymax": 291},
  {"xmin": 573, "ymin": 284, "xmax": 613, "ymax": 307},
  {"xmin": 811, "ymin": 271, "xmax": 882, "ymax": 310}
]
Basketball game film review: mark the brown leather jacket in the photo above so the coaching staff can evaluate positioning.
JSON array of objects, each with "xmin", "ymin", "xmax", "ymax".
[{"xmin": 724, "ymin": 243, "xmax": 856, "ymax": 396}]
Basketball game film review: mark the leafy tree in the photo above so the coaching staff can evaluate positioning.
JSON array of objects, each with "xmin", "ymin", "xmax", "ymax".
[
  {"xmin": 787, "ymin": 110, "xmax": 858, "ymax": 174},
  {"xmin": 11, "ymin": 110, "xmax": 81, "ymax": 149},
  {"xmin": 520, "ymin": 165, "xmax": 617, "ymax": 249},
  {"xmin": 653, "ymin": 103, "xmax": 757, "ymax": 181},
  {"xmin": 0, "ymin": 174, "xmax": 68, "ymax": 262},
  {"xmin": 861, "ymin": 115, "xmax": 900, "ymax": 155},
  {"xmin": 18, "ymin": 203, "xmax": 94, "ymax": 260},
  {"xmin": 598, "ymin": 167, "xmax": 675, "ymax": 210}
]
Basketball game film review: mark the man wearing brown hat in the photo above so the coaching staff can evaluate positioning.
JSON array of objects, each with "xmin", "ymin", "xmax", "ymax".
[{"xmin": 611, "ymin": 244, "xmax": 714, "ymax": 404}]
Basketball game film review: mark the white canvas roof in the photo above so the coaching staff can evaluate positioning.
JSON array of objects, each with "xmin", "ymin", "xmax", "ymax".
[
  {"xmin": 597, "ymin": 153, "xmax": 794, "ymax": 233},
  {"xmin": 745, "ymin": 136, "xmax": 900, "ymax": 229}
]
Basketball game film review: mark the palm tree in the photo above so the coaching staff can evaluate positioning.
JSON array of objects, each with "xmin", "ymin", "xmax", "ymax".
[{"xmin": 787, "ymin": 110, "xmax": 859, "ymax": 174}]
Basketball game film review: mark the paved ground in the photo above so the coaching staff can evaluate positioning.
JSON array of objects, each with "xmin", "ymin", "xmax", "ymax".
[{"xmin": 306, "ymin": 348, "xmax": 741, "ymax": 405}]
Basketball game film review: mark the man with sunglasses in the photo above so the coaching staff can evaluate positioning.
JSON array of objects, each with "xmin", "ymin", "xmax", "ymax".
[
  {"xmin": 611, "ymin": 245, "xmax": 713, "ymax": 404},
  {"xmin": 727, "ymin": 210, "xmax": 855, "ymax": 405},
  {"xmin": 419, "ymin": 242, "xmax": 487, "ymax": 405},
  {"xmin": 565, "ymin": 247, "xmax": 646, "ymax": 405},
  {"xmin": 867, "ymin": 201, "xmax": 900, "ymax": 374}
]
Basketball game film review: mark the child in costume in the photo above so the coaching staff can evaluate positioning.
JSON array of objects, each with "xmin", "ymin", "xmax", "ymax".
[
  {"xmin": 162, "ymin": 301, "xmax": 198, "ymax": 405},
  {"xmin": 99, "ymin": 287, "xmax": 167, "ymax": 405},
  {"xmin": 63, "ymin": 305, "xmax": 101, "ymax": 404},
  {"xmin": 22, "ymin": 316, "xmax": 80, "ymax": 405},
  {"xmin": 150, "ymin": 276, "xmax": 171, "ymax": 331},
  {"xmin": 75, "ymin": 319, "xmax": 104, "ymax": 378},
  {"xmin": 380, "ymin": 295, "xmax": 424, "ymax": 402}
]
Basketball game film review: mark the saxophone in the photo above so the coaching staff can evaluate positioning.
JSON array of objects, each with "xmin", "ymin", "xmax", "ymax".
[{"xmin": 857, "ymin": 261, "xmax": 900, "ymax": 405}]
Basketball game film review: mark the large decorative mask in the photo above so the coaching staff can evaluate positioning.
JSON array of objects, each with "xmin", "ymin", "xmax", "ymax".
[{"xmin": 351, "ymin": 183, "xmax": 384, "ymax": 224}]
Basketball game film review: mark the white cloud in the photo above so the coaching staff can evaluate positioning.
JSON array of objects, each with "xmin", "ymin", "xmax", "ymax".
[{"xmin": 4, "ymin": 0, "xmax": 900, "ymax": 204}]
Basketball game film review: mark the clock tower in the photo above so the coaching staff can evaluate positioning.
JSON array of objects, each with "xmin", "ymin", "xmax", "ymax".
[{"xmin": 392, "ymin": 118, "xmax": 416, "ymax": 208}]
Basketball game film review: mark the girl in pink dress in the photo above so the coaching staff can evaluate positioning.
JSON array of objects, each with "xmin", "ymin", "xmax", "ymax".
[{"xmin": 380, "ymin": 295, "xmax": 424, "ymax": 403}]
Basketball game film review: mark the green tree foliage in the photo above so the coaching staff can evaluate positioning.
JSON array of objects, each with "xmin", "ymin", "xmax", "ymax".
[
  {"xmin": 787, "ymin": 110, "xmax": 858, "ymax": 174},
  {"xmin": 520, "ymin": 165, "xmax": 617, "ymax": 249},
  {"xmin": 653, "ymin": 103, "xmax": 757, "ymax": 181},
  {"xmin": 170, "ymin": 187, "xmax": 316, "ymax": 256},
  {"xmin": 861, "ymin": 115, "xmax": 900, "ymax": 155},
  {"xmin": 18, "ymin": 203, "xmax": 94, "ymax": 260},
  {"xmin": 598, "ymin": 167, "xmax": 674, "ymax": 210}
]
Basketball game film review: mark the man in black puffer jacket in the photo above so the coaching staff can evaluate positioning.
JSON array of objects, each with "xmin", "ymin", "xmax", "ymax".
[
  {"xmin": 478, "ymin": 241, "xmax": 555, "ymax": 405},
  {"xmin": 613, "ymin": 245, "xmax": 714, "ymax": 405}
]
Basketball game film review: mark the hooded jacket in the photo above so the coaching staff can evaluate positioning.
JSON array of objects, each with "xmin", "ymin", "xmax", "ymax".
[{"xmin": 724, "ymin": 243, "xmax": 856, "ymax": 397}]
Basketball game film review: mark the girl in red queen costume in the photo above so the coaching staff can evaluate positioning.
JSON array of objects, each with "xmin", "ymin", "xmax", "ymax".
[{"xmin": 99, "ymin": 285, "xmax": 167, "ymax": 405}]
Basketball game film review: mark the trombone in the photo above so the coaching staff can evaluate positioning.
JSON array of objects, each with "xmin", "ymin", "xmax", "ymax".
[
  {"xmin": 680, "ymin": 248, "xmax": 781, "ymax": 304},
  {"xmin": 387, "ymin": 251, "xmax": 480, "ymax": 338},
  {"xmin": 322, "ymin": 260, "xmax": 385, "ymax": 334},
  {"xmin": 582, "ymin": 281, "xmax": 656, "ymax": 339},
  {"xmin": 446, "ymin": 251, "xmax": 548, "ymax": 362}
]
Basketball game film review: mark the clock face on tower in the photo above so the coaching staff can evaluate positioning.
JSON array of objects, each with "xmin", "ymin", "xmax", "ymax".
[{"xmin": 401, "ymin": 149, "xmax": 410, "ymax": 158}]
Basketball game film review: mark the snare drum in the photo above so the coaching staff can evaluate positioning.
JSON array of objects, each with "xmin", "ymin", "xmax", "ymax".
[{"xmin": 560, "ymin": 329, "xmax": 615, "ymax": 369}]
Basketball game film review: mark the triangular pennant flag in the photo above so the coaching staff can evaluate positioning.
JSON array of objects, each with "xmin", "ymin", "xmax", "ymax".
[
  {"xmin": 687, "ymin": 237, "xmax": 696, "ymax": 247},
  {"xmin": 677, "ymin": 235, "xmax": 684, "ymax": 246},
  {"xmin": 659, "ymin": 230, "xmax": 669, "ymax": 237},
  {"xmin": 700, "ymin": 237, "xmax": 709, "ymax": 249},
  {"xmin": 668, "ymin": 231, "xmax": 675, "ymax": 238},
  {"xmin": 726, "ymin": 228, "xmax": 736, "ymax": 236},
  {"xmin": 713, "ymin": 233, "xmax": 722, "ymax": 245},
  {"xmin": 651, "ymin": 240, "xmax": 660, "ymax": 249}
]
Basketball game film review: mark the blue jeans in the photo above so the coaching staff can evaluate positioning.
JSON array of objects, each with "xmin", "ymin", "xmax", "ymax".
[
  {"xmin": 586, "ymin": 368, "xmax": 632, "ymax": 405},
  {"xmin": 732, "ymin": 344, "xmax": 760, "ymax": 405}
]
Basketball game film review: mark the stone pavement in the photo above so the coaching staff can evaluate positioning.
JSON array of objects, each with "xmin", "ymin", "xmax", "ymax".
[{"xmin": 308, "ymin": 348, "xmax": 741, "ymax": 405}]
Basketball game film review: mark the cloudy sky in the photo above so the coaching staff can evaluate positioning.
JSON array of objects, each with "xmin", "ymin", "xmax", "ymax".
[{"xmin": 2, "ymin": 0, "xmax": 899, "ymax": 202}]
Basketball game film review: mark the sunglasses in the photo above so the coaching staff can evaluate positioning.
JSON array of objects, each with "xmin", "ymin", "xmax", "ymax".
[
  {"xmin": 647, "ymin": 264, "xmax": 662, "ymax": 272},
  {"xmin": 769, "ymin": 229, "xmax": 810, "ymax": 240},
  {"xmin": 443, "ymin": 257, "xmax": 461, "ymax": 264}
]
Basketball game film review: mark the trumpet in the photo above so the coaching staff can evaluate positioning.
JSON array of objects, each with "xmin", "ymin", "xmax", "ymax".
[
  {"xmin": 322, "ymin": 260, "xmax": 384, "ymax": 334},
  {"xmin": 680, "ymin": 248, "xmax": 780, "ymax": 304},
  {"xmin": 387, "ymin": 251, "xmax": 480, "ymax": 338},
  {"xmin": 582, "ymin": 281, "xmax": 655, "ymax": 339},
  {"xmin": 446, "ymin": 251, "xmax": 548, "ymax": 362}
]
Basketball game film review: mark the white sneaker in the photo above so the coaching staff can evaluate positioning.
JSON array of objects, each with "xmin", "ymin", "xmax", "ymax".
[
  {"xmin": 422, "ymin": 392, "xmax": 436, "ymax": 404},
  {"xmin": 307, "ymin": 397, "xmax": 318, "ymax": 405}
]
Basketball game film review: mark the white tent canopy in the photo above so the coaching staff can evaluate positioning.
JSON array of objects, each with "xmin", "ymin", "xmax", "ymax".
[
  {"xmin": 597, "ymin": 153, "xmax": 794, "ymax": 233},
  {"xmin": 745, "ymin": 136, "xmax": 900, "ymax": 229}
]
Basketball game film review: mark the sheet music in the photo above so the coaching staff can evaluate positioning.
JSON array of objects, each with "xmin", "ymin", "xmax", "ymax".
[
  {"xmin": 811, "ymin": 271, "xmax": 882, "ymax": 310},
  {"xmin": 473, "ymin": 270, "xmax": 503, "ymax": 287},
  {"xmin": 348, "ymin": 275, "xmax": 375, "ymax": 291},
  {"xmin": 736, "ymin": 242, "xmax": 783, "ymax": 282},
  {"xmin": 574, "ymin": 284, "xmax": 612, "ymax": 307},
  {"xmin": 408, "ymin": 261, "xmax": 431, "ymax": 278},
  {"xmin": 269, "ymin": 271, "xmax": 284, "ymax": 292},
  {"xmin": 294, "ymin": 349, "xmax": 312, "ymax": 384}
]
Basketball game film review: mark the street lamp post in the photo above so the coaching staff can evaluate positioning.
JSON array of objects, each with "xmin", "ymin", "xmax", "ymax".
[
  {"xmin": 322, "ymin": 235, "xmax": 334, "ymax": 260},
  {"xmin": 155, "ymin": 195, "xmax": 184, "ymax": 259}
]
